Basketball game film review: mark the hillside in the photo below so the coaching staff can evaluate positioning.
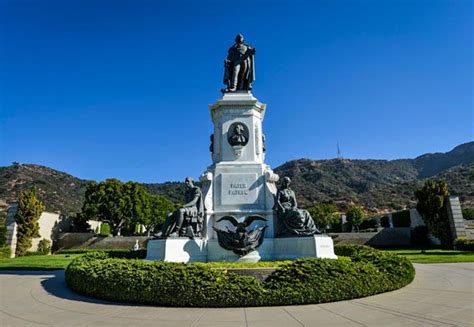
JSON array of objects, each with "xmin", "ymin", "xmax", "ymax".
[
  {"xmin": 0, "ymin": 142, "xmax": 472, "ymax": 216},
  {"xmin": 274, "ymin": 142, "xmax": 474, "ymax": 211},
  {"xmin": 0, "ymin": 163, "xmax": 89, "ymax": 216}
]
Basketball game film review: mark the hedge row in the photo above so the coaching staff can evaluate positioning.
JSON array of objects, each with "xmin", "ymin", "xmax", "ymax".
[
  {"xmin": 454, "ymin": 237, "xmax": 474, "ymax": 251},
  {"xmin": 65, "ymin": 245, "xmax": 415, "ymax": 307},
  {"xmin": 57, "ymin": 248, "xmax": 147, "ymax": 259}
]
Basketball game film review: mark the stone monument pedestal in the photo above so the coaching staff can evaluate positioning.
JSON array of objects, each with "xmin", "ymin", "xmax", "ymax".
[
  {"xmin": 146, "ymin": 91, "xmax": 337, "ymax": 263},
  {"xmin": 146, "ymin": 235, "xmax": 337, "ymax": 262}
]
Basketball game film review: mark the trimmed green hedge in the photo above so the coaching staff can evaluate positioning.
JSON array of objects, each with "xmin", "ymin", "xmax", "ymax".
[
  {"xmin": 57, "ymin": 248, "xmax": 147, "ymax": 259},
  {"xmin": 65, "ymin": 245, "xmax": 414, "ymax": 307},
  {"xmin": 454, "ymin": 237, "xmax": 474, "ymax": 251}
]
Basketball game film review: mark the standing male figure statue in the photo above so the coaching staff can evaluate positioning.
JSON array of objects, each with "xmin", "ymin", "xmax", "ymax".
[
  {"xmin": 222, "ymin": 34, "xmax": 256, "ymax": 93},
  {"xmin": 160, "ymin": 177, "xmax": 204, "ymax": 238}
]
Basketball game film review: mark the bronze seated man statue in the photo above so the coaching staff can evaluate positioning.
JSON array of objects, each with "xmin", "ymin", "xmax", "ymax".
[{"xmin": 159, "ymin": 177, "xmax": 204, "ymax": 238}]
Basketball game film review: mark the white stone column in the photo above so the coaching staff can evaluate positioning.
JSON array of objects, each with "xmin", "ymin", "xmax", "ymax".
[{"xmin": 203, "ymin": 91, "xmax": 278, "ymax": 242}]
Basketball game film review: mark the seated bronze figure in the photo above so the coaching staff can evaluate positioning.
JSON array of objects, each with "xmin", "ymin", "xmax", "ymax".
[
  {"xmin": 275, "ymin": 177, "xmax": 320, "ymax": 236},
  {"xmin": 159, "ymin": 177, "xmax": 204, "ymax": 238}
]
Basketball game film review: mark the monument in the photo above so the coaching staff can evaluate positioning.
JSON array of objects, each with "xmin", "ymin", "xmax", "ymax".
[{"xmin": 146, "ymin": 34, "xmax": 336, "ymax": 262}]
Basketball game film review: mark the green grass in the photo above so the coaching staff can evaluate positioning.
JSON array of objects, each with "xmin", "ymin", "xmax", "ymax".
[
  {"xmin": 0, "ymin": 254, "xmax": 81, "ymax": 270},
  {"xmin": 1, "ymin": 248, "xmax": 473, "ymax": 270},
  {"xmin": 382, "ymin": 249, "xmax": 474, "ymax": 263}
]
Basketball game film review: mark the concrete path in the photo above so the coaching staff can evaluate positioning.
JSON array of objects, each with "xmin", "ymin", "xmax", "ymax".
[{"xmin": 0, "ymin": 263, "xmax": 472, "ymax": 327}]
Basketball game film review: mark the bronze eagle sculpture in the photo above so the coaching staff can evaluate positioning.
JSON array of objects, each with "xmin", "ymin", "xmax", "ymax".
[{"xmin": 213, "ymin": 215, "xmax": 267, "ymax": 256}]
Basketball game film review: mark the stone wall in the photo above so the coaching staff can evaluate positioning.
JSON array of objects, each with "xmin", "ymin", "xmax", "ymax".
[
  {"xmin": 330, "ymin": 228, "xmax": 412, "ymax": 247},
  {"xmin": 54, "ymin": 233, "xmax": 149, "ymax": 251},
  {"xmin": 4, "ymin": 204, "xmax": 103, "ymax": 256}
]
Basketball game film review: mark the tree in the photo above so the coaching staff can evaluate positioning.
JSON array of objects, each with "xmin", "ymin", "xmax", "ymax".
[
  {"xmin": 137, "ymin": 194, "xmax": 175, "ymax": 236},
  {"xmin": 14, "ymin": 189, "xmax": 45, "ymax": 256},
  {"xmin": 307, "ymin": 203, "xmax": 339, "ymax": 232},
  {"xmin": 346, "ymin": 205, "xmax": 366, "ymax": 232},
  {"xmin": 415, "ymin": 180, "xmax": 451, "ymax": 248},
  {"xmin": 80, "ymin": 179, "xmax": 148, "ymax": 236},
  {"xmin": 71, "ymin": 212, "xmax": 91, "ymax": 232}
]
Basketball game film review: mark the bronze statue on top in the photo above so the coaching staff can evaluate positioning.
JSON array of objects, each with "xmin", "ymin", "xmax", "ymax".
[
  {"xmin": 275, "ymin": 177, "xmax": 321, "ymax": 236},
  {"xmin": 159, "ymin": 177, "xmax": 204, "ymax": 238},
  {"xmin": 222, "ymin": 34, "xmax": 256, "ymax": 93}
]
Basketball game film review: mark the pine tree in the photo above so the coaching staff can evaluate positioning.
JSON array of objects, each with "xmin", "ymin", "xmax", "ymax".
[
  {"xmin": 415, "ymin": 180, "xmax": 451, "ymax": 248},
  {"xmin": 15, "ymin": 189, "xmax": 45, "ymax": 256}
]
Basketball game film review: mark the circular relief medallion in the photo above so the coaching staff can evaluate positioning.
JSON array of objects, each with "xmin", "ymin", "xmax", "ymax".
[{"xmin": 227, "ymin": 122, "xmax": 249, "ymax": 147}]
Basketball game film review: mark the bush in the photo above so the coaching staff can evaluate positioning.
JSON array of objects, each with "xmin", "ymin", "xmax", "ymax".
[
  {"xmin": 346, "ymin": 206, "xmax": 366, "ymax": 231},
  {"xmin": 0, "ymin": 246, "xmax": 11, "ymax": 259},
  {"xmin": 99, "ymin": 223, "xmax": 111, "ymax": 236},
  {"xmin": 66, "ymin": 245, "xmax": 415, "ymax": 307},
  {"xmin": 392, "ymin": 210, "xmax": 411, "ymax": 227},
  {"xmin": 38, "ymin": 239, "xmax": 51, "ymax": 255},
  {"xmin": 462, "ymin": 208, "xmax": 474, "ymax": 220},
  {"xmin": 454, "ymin": 237, "xmax": 474, "ymax": 251},
  {"xmin": 0, "ymin": 225, "xmax": 7, "ymax": 247},
  {"xmin": 57, "ymin": 248, "xmax": 147, "ymax": 259}
]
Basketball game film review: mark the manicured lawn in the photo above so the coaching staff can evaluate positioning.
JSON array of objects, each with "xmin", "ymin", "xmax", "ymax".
[
  {"xmin": 382, "ymin": 249, "xmax": 474, "ymax": 263},
  {"xmin": 0, "ymin": 254, "xmax": 82, "ymax": 270},
  {"xmin": 1, "ymin": 248, "xmax": 473, "ymax": 270}
]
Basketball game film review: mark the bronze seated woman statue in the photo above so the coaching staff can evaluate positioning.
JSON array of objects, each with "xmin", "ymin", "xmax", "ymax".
[{"xmin": 275, "ymin": 177, "xmax": 320, "ymax": 236}]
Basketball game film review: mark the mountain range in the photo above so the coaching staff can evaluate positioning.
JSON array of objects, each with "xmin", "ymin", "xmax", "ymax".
[{"xmin": 0, "ymin": 142, "xmax": 473, "ymax": 218}]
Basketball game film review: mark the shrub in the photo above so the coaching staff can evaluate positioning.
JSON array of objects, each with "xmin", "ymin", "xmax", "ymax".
[
  {"xmin": 346, "ymin": 206, "xmax": 366, "ymax": 231},
  {"xmin": 65, "ymin": 245, "xmax": 415, "ymax": 307},
  {"xmin": 0, "ymin": 246, "xmax": 11, "ymax": 259},
  {"xmin": 462, "ymin": 208, "xmax": 474, "ymax": 220},
  {"xmin": 57, "ymin": 248, "xmax": 147, "ymax": 259},
  {"xmin": 307, "ymin": 203, "xmax": 339, "ymax": 232},
  {"xmin": 392, "ymin": 210, "xmax": 411, "ymax": 227},
  {"xmin": 37, "ymin": 239, "xmax": 52, "ymax": 255},
  {"xmin": 0, "ymin": 225, "xmax": 6, "ymax": 247},
  {"xmin": 454, "ymin": 237, "xmax": 474, "ymax": 251},
  {"xmin": 99, "ymin": 223, "xmax": 111, "ymax": 236}
]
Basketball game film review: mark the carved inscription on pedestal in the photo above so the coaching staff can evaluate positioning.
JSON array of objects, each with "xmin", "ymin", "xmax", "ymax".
[{"xmin": 221, "ymin": 173, "xmax": 259, "ymax": 205}]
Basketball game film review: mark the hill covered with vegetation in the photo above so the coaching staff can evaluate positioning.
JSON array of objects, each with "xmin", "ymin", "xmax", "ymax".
[{"xmin": 0, "ymin": 142, "xmax": 472, "ymax": 216}]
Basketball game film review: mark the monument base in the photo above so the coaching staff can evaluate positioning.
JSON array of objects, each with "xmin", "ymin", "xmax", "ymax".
[
  {"xmin": 145, "ymin": 238, "xmax": 207, "ymax": 263},
  {"xmin": 146, "ymin": 235, "xmax": 337, "ymax": 263}
]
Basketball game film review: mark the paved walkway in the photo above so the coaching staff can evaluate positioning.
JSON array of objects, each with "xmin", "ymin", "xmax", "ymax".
[{"xmin": 0, "ymin": 263, "xmax": 473, "ymax": 327}]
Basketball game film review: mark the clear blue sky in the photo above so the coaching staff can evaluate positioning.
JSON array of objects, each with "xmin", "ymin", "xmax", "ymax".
[{"xmin": 0, "ymin": 0, "xmax": 472, "ymax": 183}]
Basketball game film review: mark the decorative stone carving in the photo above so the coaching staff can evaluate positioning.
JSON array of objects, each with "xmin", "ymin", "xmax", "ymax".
[
  {"xmin": 200, "ymin": 170, "xmax": 213, "ymax": 213},
  {"xmin": 228, "ymin": 122, "xmax": 249, "ymax": 147},
  {"xmin": 213, "ymin": 215, "xmax": 267, "ymax": 256}
]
